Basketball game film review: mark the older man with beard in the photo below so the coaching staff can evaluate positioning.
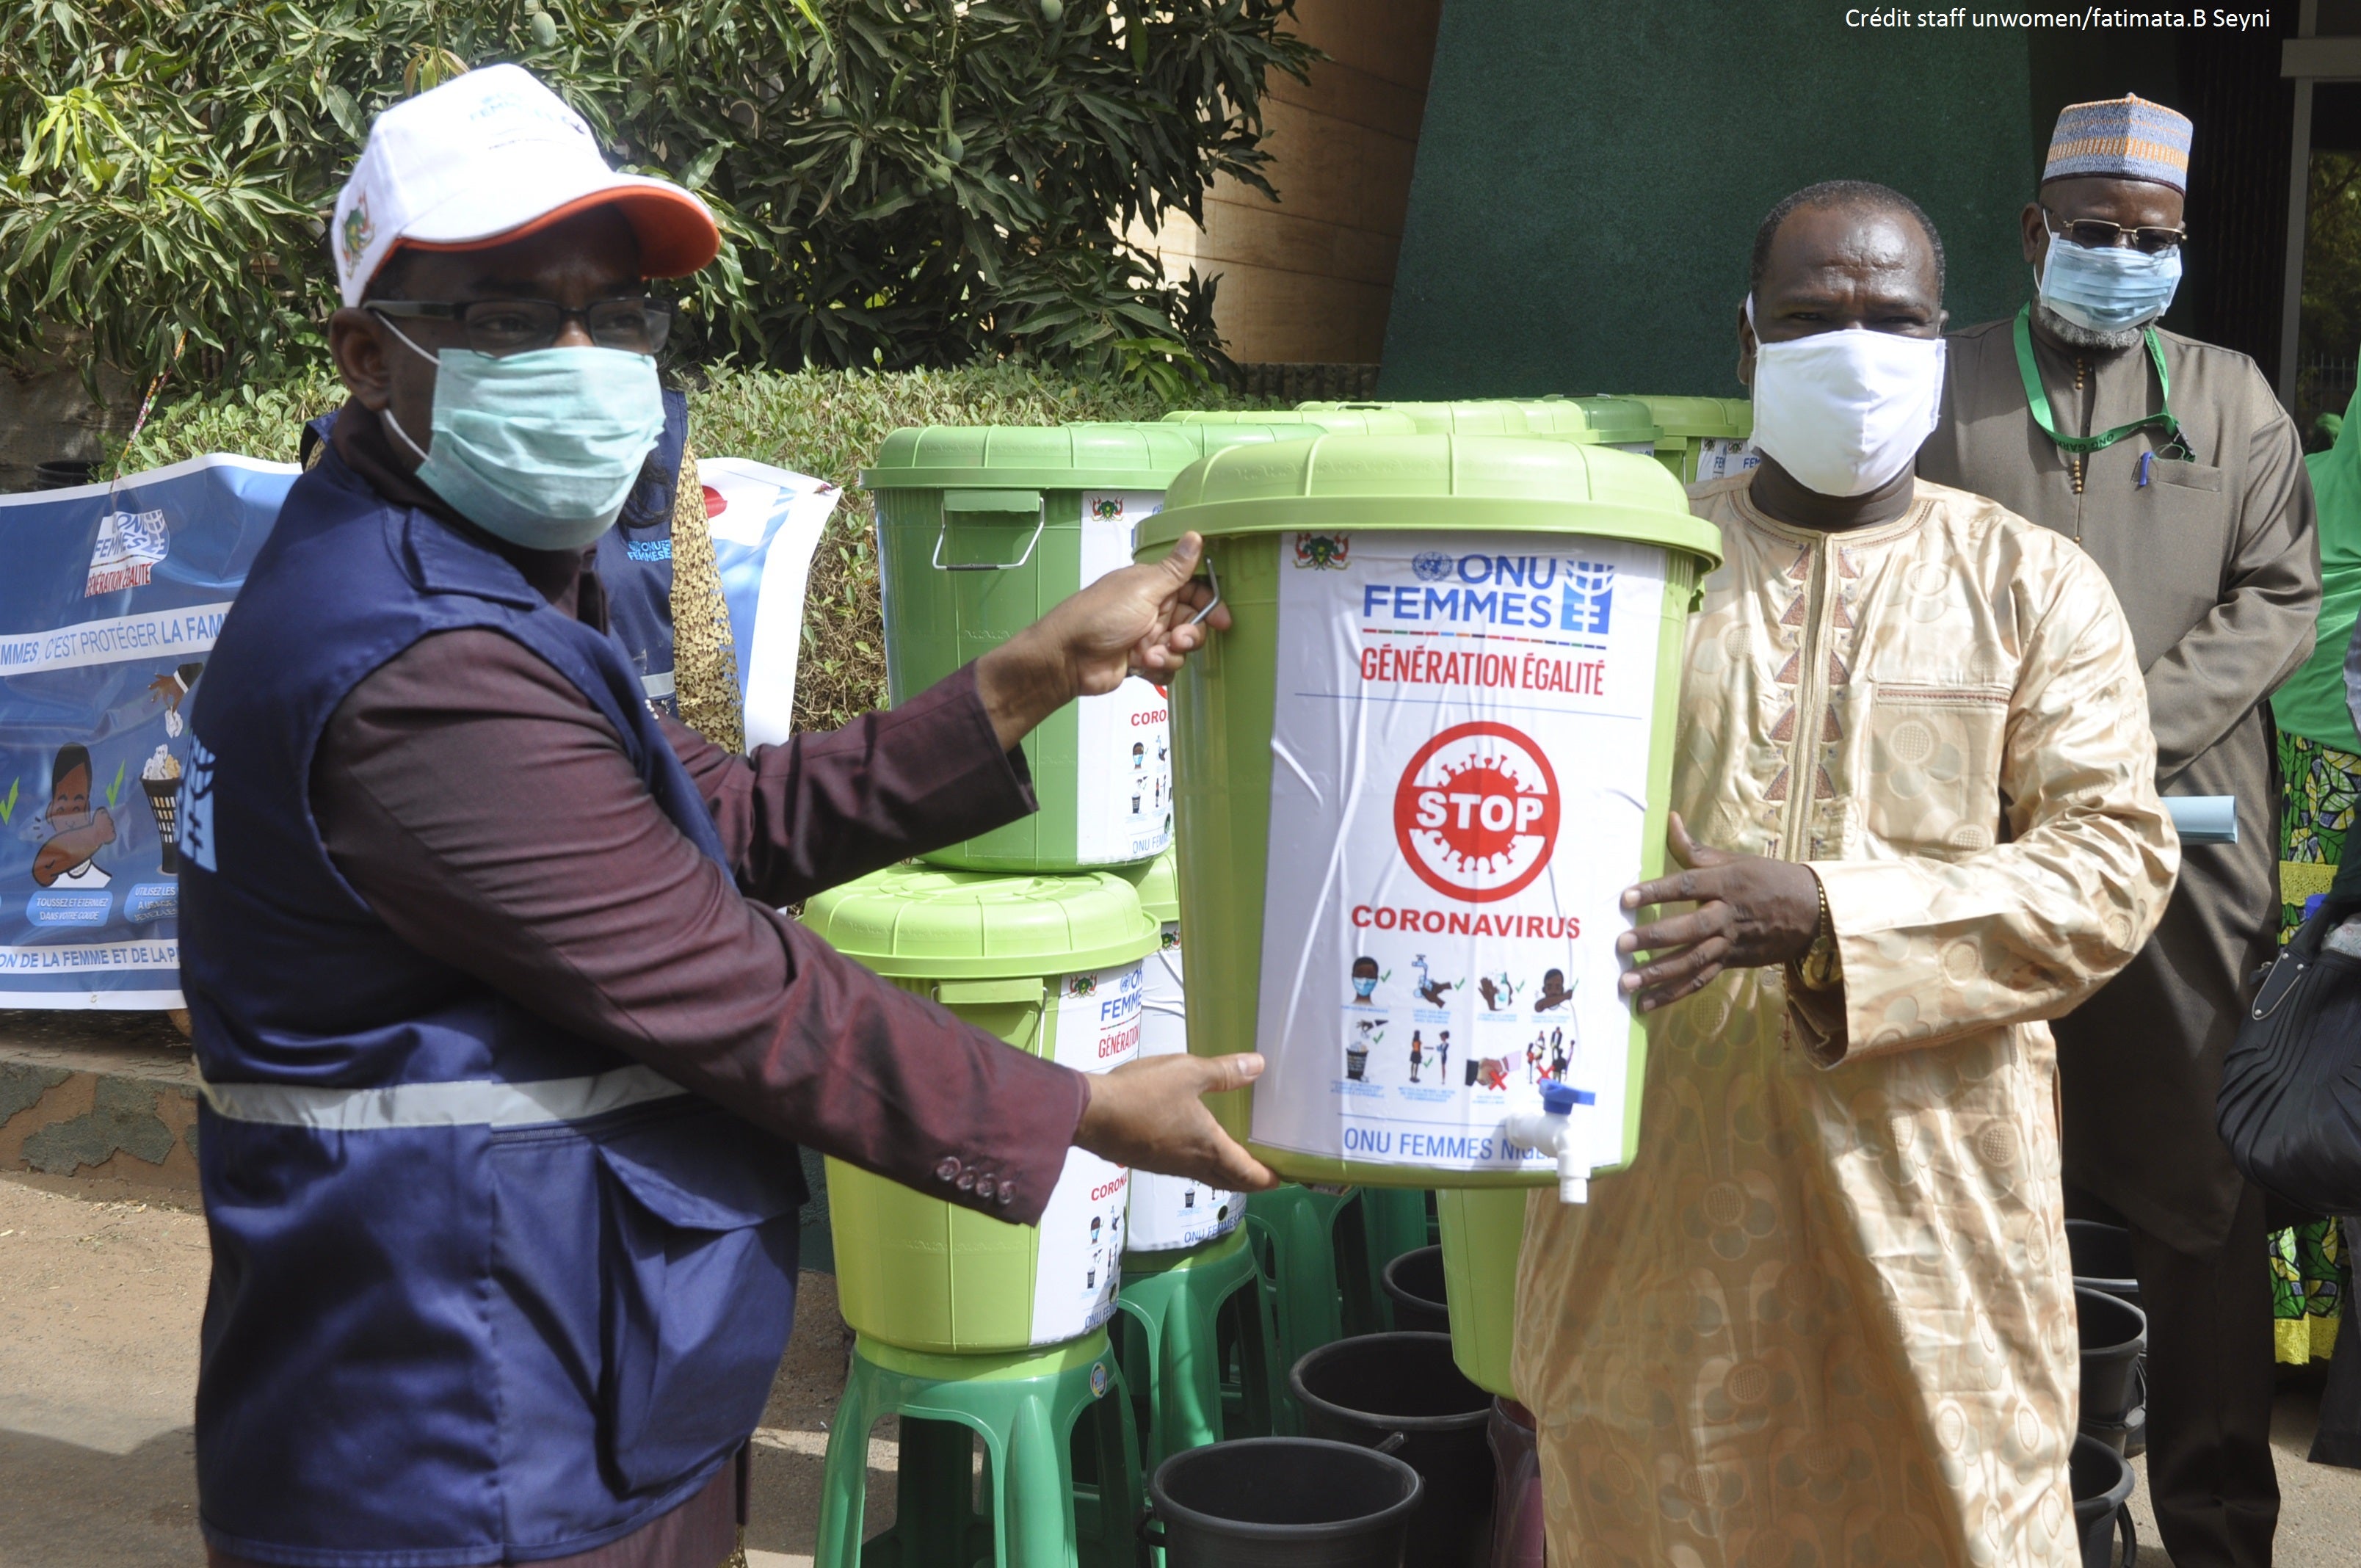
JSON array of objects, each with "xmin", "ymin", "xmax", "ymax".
[{"xmin": 1917, "ymin": 94, "xmax": 2318, "ymax": 1568}]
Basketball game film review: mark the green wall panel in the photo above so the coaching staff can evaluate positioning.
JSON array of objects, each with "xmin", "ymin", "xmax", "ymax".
[{"xmin": 1382, "ymin": 1, "xmax": 2036, "ymax": 399}]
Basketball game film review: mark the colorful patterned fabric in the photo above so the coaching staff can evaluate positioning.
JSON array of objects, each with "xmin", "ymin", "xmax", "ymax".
[
  {"xmin": 2044, "ymin": 93, "xmax": 2192, "ymax": 191},
  {"xmin": 2277, "ymin": 730, "xmax": 2358, "ymax": 936},
  {"xmin": 2273, "ymin": 1219, "xmax": 2345, "ymax": 1365},
  {"xmin": 2272, "ymin": 730, "xmax": 2355, "ymax": 1365},
  {"xmin": 1516, "ymin": 479, "xmax": 2177, "ymax": 1567}
]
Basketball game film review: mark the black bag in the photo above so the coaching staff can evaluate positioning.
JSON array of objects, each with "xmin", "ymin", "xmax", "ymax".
[{"xmin": 2216, "ymin": 890, "xmax": 2361, "ymax": 1215}]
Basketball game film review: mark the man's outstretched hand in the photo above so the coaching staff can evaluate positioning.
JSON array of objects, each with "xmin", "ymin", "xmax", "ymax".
[
  {"xmin": 1615, "ymin": 812, "xmax": 1821, "ymax": 1013},
  {"xmin": 1074, "ymin": 1051, "xmax": 1277, "ymax": 1192},
  {"xmin": 974, "ymin": 532, "xmax": 1229, "ymax": 751}
]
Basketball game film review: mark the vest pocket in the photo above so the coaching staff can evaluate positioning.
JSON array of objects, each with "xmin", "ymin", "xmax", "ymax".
[{"xmin": 592, "ymin": 1107, "xmax": 805, "ymax": 1495}]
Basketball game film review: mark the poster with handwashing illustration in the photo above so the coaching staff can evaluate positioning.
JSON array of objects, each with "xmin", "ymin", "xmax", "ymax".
[
  {"xmin": 1250, "ymin": 531, "xmax": 1667, "ymax": 1175},
  {"xmin": 1075, "ymin": 492, "xmax": 1174, "ymax": 863},
  {"xmin": 0, "ymin": 451, "xmax": 830, "ymax": 1009},
  {"xmin": 1126, "ymin": 918, "xmax": 1240, "ymax": 1251},
  {"xmin": 1027, "ymin": 962, "xmax": 1144, "ymax": 1343}
]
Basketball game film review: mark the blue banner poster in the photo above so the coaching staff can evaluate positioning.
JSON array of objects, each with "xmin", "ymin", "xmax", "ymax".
[{"xmin": 0, "ymin": 457, "xmax": 297, "ymax": 1007}]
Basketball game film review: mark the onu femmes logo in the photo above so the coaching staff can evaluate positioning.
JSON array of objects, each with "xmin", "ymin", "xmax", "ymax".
[
  {"xmin": 1358, "ymin": 553, "xmax": 1617, "ymax": 636},
  {"xmin": 86, "ymin": 509, "xmax": 170, "ymax": 597},
  {"xmin": 1564, "ymin": 561, "xmax": 1614, "ymax": 635}
]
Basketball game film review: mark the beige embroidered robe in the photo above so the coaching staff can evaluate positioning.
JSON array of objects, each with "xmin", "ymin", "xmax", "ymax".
[{"xmin": 1512, "ymin": 476, "xmax": 2179, "ymax": 1568}]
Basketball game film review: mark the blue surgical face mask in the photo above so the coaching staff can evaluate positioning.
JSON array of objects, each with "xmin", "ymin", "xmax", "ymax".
[
  {"xmin": 379, "ymin": 322, "xmax": 664, "ymax": 551},
  {"xmin": 1353, "ymin": 976, "xmax": 1378, "ymax": 1000},
  {"xmin": 2037, "ymin": 236, "xmax": 2183, "ymax": 335}
]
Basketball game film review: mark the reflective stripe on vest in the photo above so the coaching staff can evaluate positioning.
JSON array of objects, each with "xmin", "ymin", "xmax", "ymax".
[{"xmin": 200, "ymin": 1064, "xmax": 687, "ymax": 1131}]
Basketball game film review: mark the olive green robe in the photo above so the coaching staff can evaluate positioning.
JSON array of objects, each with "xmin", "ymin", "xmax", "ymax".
[{"xmin": 1915, "ymin": 318, "xmax": 2319, "ymax": 1253}]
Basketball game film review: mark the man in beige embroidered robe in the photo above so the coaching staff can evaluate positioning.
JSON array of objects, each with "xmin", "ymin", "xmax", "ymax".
[{"xmin": 1515, "ymin": 182, "xmax": 2178, "ymax": 1567}]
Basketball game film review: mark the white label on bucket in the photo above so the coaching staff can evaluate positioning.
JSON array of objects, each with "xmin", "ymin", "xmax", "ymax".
[
  {"xmin": 1075, "ymin": 492, "xmax": 1174, "ymax": 863},
  {"xmin": 1030, "ymin": 961, "xmax": 1143, "ymax": 1343},
  {"xmin": 1126, "ymin": 923, "xmax": 1243, "ymax": 1252},
  {"xmin": 1250, "ymin": 531, "xmax": 1667, "ymax": 1175},
  {"xmin": 1693, "ymin": 438, "xmax": 1759, "ymax": 483}
]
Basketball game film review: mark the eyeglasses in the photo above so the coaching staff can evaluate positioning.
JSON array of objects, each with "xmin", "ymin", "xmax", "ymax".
[
  {"xmin": 2042, "ymin": 210, "xmax": 2188, "ymax": 257},
  {"xmin": 367, "ymin": 295, "xmax": 674, "ymax": 355}
]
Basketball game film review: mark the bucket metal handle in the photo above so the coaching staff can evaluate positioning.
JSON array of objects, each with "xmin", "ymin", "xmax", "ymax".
[
  {"xmin": 1186, "ymin": 553, "xmax": 1223, "ymax": 627},
  {"xmin": 933, "ymin": 490, "xmax": 1046, "ymax": 572}
]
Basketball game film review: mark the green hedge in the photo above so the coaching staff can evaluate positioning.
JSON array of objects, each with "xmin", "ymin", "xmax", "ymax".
[{"xmin": 112, "ymin": 364, "xmax": 1263, "ymax": 732}]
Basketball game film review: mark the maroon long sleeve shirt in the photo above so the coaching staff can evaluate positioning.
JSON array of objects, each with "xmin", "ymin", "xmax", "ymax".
[{"xmin": 306, "ymin": 404, "xmax": 1087, "ymax": 1225}]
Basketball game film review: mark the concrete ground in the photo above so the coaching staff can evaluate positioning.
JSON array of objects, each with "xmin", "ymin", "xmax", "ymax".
[{"xmin": 1, "ymin": 1166, "xmax": 2355, "ymax": 1567}]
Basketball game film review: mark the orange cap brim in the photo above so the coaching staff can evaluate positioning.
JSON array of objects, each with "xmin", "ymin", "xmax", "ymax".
[{"xmin": 397, "ymin": 181, "xmax": 720, "ymax": 279}]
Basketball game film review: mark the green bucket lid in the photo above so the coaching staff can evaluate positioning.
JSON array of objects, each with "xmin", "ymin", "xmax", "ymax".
[
  {"xmin": 1499, "ymin": 396, "xmax": 1661, "ymax": 446},
  {"xmin": 1161, "ymin": 407, "xmax": 1421, "ymax": 435},
  {"xmin": 860, "ymin": 423, "xmax": 1206, "ymax": 493},
  {"xmin": 802, "ymin": 865, "xmax": 1158, "ymax": 980},
  {"xmin": 1138, "ymin": 434, "xmax": 1722, "ymax": 568},
  {"xmin": 1293, "ymin": 400, "xmax": 1531, "ymax": 437},
  {"xmin": 1073, "ymin": 421, "xmax": 1322, "ymax": 462},
  {"xmin": 1123, "ymin": 852, "xmax": 1180, "ymax": 925},
  {"xmin": 1618, "ymin": 395, "xmax": 1752, "ymax": 440}
]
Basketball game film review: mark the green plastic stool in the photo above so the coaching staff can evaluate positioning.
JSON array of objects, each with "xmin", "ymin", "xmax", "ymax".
[
  {"xmin": 1357, "ymin": 1187, "xmax": 1436, "ymax": 1331},
  {"xmin": 1242, "ymin": 1185, "xmax": 1379, "ymax": 1429},
  {"xmin": 816, "ymin": 1332, "xmax": 1142, "ymax": 1568},
  {"xmin": 1111, "ymin": 1229, "xmax": 1280, "ymax": 1471}
]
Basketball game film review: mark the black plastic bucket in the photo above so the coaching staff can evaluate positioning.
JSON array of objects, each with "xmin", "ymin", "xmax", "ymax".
[
  {"xmin": 1381, "ymin": 1245, "xmax": 1451, "ymax": 1333},
  {"xmin": 1291, "ymin": 1332, "xmax": 1495, "ymax": 1568},
  {"xmin": 2070, "ymin": 1432, "xmax": 2136, "ymax": 1568},
  {"xmin": 1485, "ymin": 1398, "xmax": 1544, "ymax": 1568},
  {"xmin": 2076, "ymin": 1285, "xmax": 2147, "ymax": 1426},
  {"xmin": 34, "ymin": 460, "xmax": 95, "ymax": 490},
  {"xmin": 2066, "ymin": 1219, "xmax": 2141, "ymax": 1304},
  {"xmin": 1147, "ymin": 1436, "xmax": 1421, "ymax": 1568}
]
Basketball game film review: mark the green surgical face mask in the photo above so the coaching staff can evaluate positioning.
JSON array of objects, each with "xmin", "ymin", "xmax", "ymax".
[{"xmin": 379, "ymin": 322, "xmax": 664, "ymax": 551}]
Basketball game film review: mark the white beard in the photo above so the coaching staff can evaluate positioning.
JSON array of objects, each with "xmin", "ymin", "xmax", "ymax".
[{"xmin": 2034, "ymin": 301, "xmax": 2147, "ymax": 352}]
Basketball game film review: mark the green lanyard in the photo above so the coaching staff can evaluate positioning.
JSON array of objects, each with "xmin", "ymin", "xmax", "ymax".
[{"xmin": 2012, "ymin": 303, "xmax": 2185, "ymax": 458}]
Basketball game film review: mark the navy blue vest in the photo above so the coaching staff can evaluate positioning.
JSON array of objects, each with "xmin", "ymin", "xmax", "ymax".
[
  {"xmin": 596, "ymin": 388, "xmax": 690, "ymax": 719},
  {"xmin": 181, "ymin": 440, "xmax": 801, "ymax": 1565}
]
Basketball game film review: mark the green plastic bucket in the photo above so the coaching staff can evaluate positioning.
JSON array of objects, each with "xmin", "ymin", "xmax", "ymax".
[
  {"xmin": 1294, "ymin": 399, "xmax": 1533, "ymax": 437},
  {"xmin": 1121, "ymin": 852, "xmax": 1243, "ymax": 1252},
  {"xmin": 863, "ymin": 423, "xmax": 1208, "ymax": 873},
  {"xmin": 1161, "ymin": 407, "xmax": 1422, "ymax": 435},
  {"xmin": 1619, "ymin": 394, "xmax": 1755, "ymax": 483},
  {"xmin": 1435, "ymin": 1187, "xmax": 1525, "ymax": 1396},
  {"xmin": 802, "ymin": 865, "xmax": 1158, "ymax": 1353},
  {"xmin": 1137, "ymin": 434, "xmax": 1720, "ymax": 1190}
]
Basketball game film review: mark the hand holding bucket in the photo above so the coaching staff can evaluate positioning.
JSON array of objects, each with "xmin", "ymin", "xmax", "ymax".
[{"xmin": 972, "ymin": 532, "xmax": 1229, "ymax": 751}]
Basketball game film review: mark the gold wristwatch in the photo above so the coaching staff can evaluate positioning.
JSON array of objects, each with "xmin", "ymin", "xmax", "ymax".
[{"xmin": 1796, "ymin": 873, "xmax": 1842, "ymax": 992}]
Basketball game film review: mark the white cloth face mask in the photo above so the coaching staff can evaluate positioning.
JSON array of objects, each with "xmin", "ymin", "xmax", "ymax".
[{"xmin": 1746, "ymin": 297, "xmax": 1947, "ymax": 498}]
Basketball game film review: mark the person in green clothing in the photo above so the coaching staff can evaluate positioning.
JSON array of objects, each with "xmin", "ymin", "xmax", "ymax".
[{"xmin": 2270, "ymin": 382, "xmax": 2361, "ymax": 1376}]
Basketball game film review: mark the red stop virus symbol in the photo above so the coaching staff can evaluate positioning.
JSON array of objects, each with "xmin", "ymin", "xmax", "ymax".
[{"xmin": 1393, "ymin": 722, "xmax": 1561, "ymax": 902}]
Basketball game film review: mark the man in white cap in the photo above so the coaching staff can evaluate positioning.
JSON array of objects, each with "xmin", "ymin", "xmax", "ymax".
[
  {"xmin": 181, "ymin": 65, "xmax": 1269, "ymax": 1567},
  {"xmin": 1920, "ymin": 95, "xmax": 2317, "ymax": 1567}
]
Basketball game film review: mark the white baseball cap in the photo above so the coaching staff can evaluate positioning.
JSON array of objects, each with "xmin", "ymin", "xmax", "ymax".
[{"xmin": 330, "ymin": 64, "xmax": 719, "ymax": 308}]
